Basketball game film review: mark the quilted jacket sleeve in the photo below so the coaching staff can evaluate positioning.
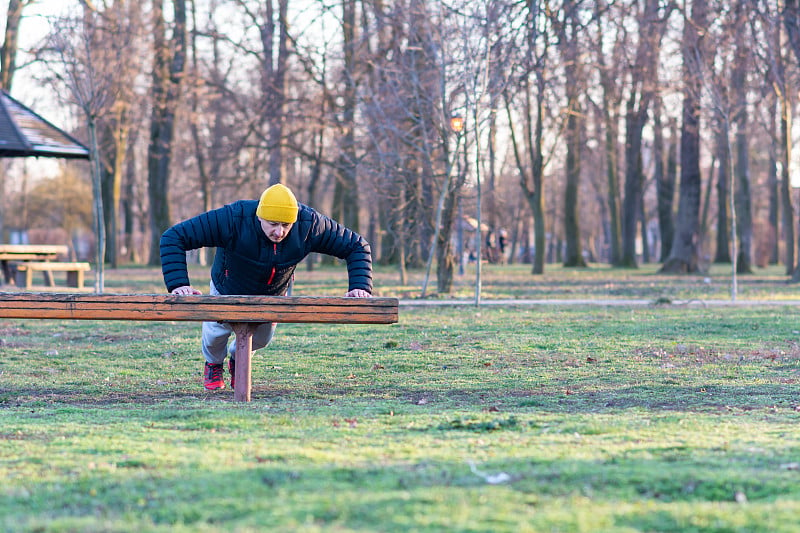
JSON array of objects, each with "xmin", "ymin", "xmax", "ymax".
[{"xmin": 160, "ymin": 206, "xmax": 232, "ymax": 293}]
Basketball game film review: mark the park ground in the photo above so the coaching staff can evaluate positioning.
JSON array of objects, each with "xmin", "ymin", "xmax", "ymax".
[{"xmin": 1, "ymin": 263, "xmax": 799, "ymax": 532}]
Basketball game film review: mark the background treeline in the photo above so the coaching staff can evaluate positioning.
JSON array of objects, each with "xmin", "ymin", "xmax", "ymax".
[{"xmin": 1, "ymin": 0, "xmax": 800, "ymax": 293}]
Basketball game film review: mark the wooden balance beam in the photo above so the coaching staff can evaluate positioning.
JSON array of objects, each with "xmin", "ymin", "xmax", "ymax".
[{"xmin": 0, "ymin": 293, "xmax": 399, "ymax": 402}]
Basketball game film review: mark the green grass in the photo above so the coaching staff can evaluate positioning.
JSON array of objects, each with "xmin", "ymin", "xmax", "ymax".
[
  {"xmin": 2, "ymin": 265, "xmax": 800, "ymax": 531},
  {"xmin": 69, "ymin": 260, "xmax": 800, "ymax": 301}
]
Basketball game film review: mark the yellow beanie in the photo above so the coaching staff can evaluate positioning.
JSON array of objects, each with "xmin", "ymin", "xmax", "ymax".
[{"xmin": 256, "ymin": 184, "xmax": 298, "ymax": 223}]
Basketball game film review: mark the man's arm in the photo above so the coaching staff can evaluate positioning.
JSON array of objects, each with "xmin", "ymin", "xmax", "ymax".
[
  {"xmin": 305, "ymin": 209, "xmax": 373, "ymax": 294},
  {"xmin": 160, "ymin": 204, "xmax": 234, "ymax": 292}
]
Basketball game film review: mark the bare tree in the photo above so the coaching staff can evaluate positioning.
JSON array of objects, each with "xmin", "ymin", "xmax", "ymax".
[
  {"xmin": 553, "ymin": 0, "xmax": 587, "ymax": 268},
  {"xmin": 147, "ymin": 0, "xmax": 187, "ymax": 265},
  {"xmin": 712, "ymin": 109, "xmax": 731, "ymax": 264},
  {"xmin": 36, "ymin": 2, "xmax": 144, "ymax": 289},
  {"xmin": 360, "ymin": 0, "xmax": 449, "ymax": 275},
  {"xmin": 661, "ymin": 0, "xmax": 709, "ymax": 273},
  {"xmin": 619, "ymin": 0, "xmax": 670, "ymax": 268},
  {"xmin": 781, "ymin": 0, "xmax": 800, "ymax": 280},
  {"xmin": 505, "ymin": 0, "xmax": 551, "ymax": 274},
  {"xmin": 732, "ymin": 0, "xmax": 753, "ymax": 274},
  {"xmin": 655, "ymin": 112, "xmax": 677, "ymax": 262},
  {"xmin": 0, "ymin": 0, "xmax": 33, "ymax": 242},
  {"xmin": 0, "ymin": 0, "xmax": 32, "ymax": 90},
  {"xmin": 594, "ymin": 0, "xmax": 624, "ymax": 266},
  {"xmin": 331, "ymin": 0, "xmax": 360, "ymax": 232}
]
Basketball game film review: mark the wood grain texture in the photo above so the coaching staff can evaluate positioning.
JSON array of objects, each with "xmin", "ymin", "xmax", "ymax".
[{"xmin": 0, "ymin": 293, "xmax": 399, "ymax": 324}]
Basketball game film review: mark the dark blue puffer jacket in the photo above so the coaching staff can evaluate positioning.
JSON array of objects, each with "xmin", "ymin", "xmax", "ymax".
[{"xmin": 160, "ymin": 201, "xmax": 372, "ymax": 296}]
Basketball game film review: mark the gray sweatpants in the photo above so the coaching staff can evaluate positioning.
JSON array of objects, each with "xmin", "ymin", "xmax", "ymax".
[{"xmin": 201, "ymin": 281, "xmax": 276, "ymax": 364}]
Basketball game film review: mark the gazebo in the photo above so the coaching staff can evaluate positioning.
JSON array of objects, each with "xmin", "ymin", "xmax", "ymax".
[
  {"xmin": 0, "ymin": 89, "xmax": 89, "ymax": 159},
  {"xmin": 0, "ymin": 89, "xmax": 90, "ymax": 248}
]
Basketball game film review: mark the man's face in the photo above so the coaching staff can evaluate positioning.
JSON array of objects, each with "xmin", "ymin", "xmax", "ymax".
[{"xmin": 260, "ymin": 219, "xmax": 294, "ymax": 243}]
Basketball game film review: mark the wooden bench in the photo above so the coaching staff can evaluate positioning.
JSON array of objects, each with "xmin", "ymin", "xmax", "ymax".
[
  {"xmin": 0, "ymin": 293, "xmax": 399, "ymax": 402},
  {"xmin": 14, "ymin": 261, "xmax": 91, "ymax": 289}
]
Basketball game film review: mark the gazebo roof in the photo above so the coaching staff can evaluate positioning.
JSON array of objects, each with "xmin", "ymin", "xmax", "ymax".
[{"xmin": 0, "ymin": 90, "xmax": 89, "ymax": 159}]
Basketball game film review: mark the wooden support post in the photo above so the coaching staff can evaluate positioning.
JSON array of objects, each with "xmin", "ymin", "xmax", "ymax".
[{"xmin": 231, "ymin": 323, "xmax": 257, "ymax": 402}]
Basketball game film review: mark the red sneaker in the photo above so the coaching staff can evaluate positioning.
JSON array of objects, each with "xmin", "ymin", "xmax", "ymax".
[
  {"xmin": 229, "ymin": 358, "xmax": 236, "ymax": 389},
  {"xmin": 204, "ymin": 362, "xmax": 225, "ymax": 390}
]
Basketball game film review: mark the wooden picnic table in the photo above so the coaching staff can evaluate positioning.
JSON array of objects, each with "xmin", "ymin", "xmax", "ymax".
[{"xmin": 0, "ymin": 244, "xmax": 70, "ymax": 285}]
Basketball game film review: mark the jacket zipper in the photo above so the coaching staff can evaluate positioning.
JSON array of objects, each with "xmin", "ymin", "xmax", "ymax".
[{"xmin": 266, "ymin": 243, "xmax": 277, "ymax": 285}]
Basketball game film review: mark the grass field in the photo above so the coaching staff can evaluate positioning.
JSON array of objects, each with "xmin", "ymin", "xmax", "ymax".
[{"xmin": 1, "ymin": 262, "xmax": 799, "ymax": 532}]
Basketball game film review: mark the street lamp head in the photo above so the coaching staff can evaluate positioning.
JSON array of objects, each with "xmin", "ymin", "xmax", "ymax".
[{"xmin": 450, "ymin": 115, "xmax": 464, "ymax": 133}]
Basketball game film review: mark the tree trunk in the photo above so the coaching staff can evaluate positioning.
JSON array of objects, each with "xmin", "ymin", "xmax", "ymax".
[
  {"xmin": 620, "ymin": 102, "xmax": 645, "ymax": 268},
  {"xmin": 767, "ymin": 89, "xmax": 780, "ymax": 266},
  {"xmin": 560, "ymin": 9, "xmax": 585, "ymax": 268},
  {"xmin": 662, "ymin": 122, "xmax": 679, "ymax": 261},
  {"xmin": 639, "ymin": 191, "xmax": 649, "ymax": 264},
  {"xmin": 88, "ymin": 118, "xmax": 106, "ymax": 292},
  {"xmin": 523, "ymin": 3, "xmax": 547, "ymax": 274},
  {"xmin": 654, "ymin": 103, "xmax": 674, "ymax": 263},
  {"xmin": 435, "ymin": 169, "xmax": 459, "ymax": 294},
  {"xmin": 732, "ymin": 7, "xmax": 752, "ymax": 275},
  {"xmin": 333, "ymin": 0, "xmax": 360, "ymax": 231},
  {"xmin": 0, "ymin": 0, "xmax": 27, "ymax": 241},
  {"xmin": 660, "ymin": 0, "xmax": 708, "ymax": 274},
  {"xmin": 505, "ymin": 69, "xmax": 547, "ymax": 275},
  {"xmin": 100, "ymin": 113, "xmax": 128, "ymax": 268},
  {"xmin": 0, "ymin": 0, "xmax": 25, "ymax": 90},
  {"xmin": 782, "ymin": 0, "xmax": 800, "ymax": 279},
  {"xmin": 781, "ymin": 96, "xmax": 794, "ymax": 275},
  {"xmin": 595, "ymin": 0, "xmax": 621, "ymax": 266},
  {"xmin": 123, "ymin": 127, "xmax": 140, "ymax": 263},
  {"xmin": 146, "ymin": 0, "xmax": 187, "ymax": 265},
  {"xmin": 562, "ymin": 94, "xmax": 586, "ymax": 268},
  {"xmin": 261, "ymin": 0, "xmax": 289, "ymax": 186},
  {"xmin": 713, "ymin": 122, "xmax": 731, "ymax": 263},
  {"xmin": 620, "ymin": 0, "xmax": 665, "ymax": 268}
]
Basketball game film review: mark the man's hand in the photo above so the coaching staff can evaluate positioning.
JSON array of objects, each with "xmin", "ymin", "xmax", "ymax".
[
  {"xmin": 344, "ymin": 289, "xmax": 371, "ymax": 298},
  {"xmin": 171, "ymin": 285, "xmax": 202, "ymax": 295}
]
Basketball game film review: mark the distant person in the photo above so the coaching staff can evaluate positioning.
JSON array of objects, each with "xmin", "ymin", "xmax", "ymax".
[
  {"xmin": 160, "ymin": 184, "xmax": 373, "ymax": 390},
  {"xmin": 498, "ymin": 228, "xmax": 508, "ymax": 264}
]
